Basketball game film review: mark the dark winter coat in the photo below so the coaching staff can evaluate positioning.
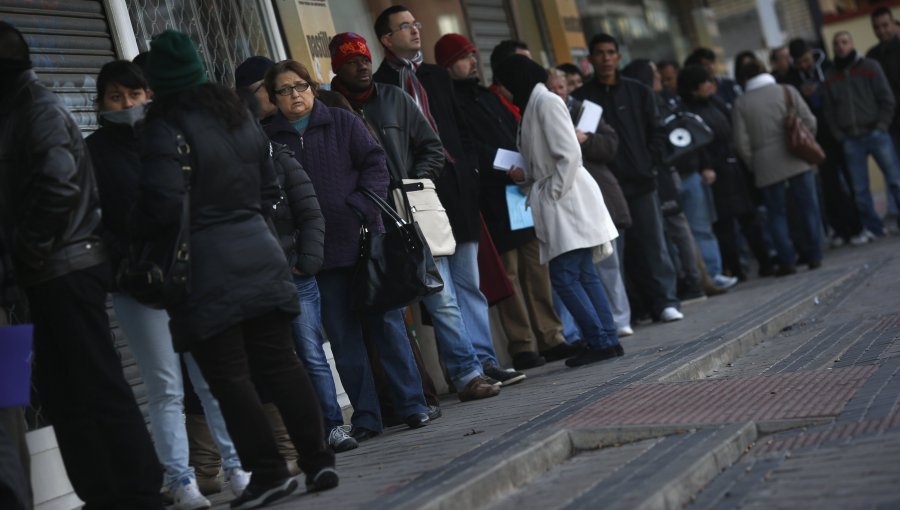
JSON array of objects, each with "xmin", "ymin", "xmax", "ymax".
[
  {"xmin": 867, "ymin": 36, "xmax": 900, "ymax": 124},
  {"xmin": 264, "ymin": 99, "xmax": 389, "ymax": 271},
  {"xmin": 452, "ymin": 78, "xmax": 536, "ymax": 253},
  {"xmin": 572, "ymin": 75, "xmax": 666, "ymax": 198},
  {"xmin": 269, "ymin": 142, "xmax": 325, "ymax": 275},
  {"xmin": 134, "ymin": 107, "xmax": 298, "ymax": 349},
  {"xmin": 0, "ymin": 70, "xmax": 106, "ymax": 288},
  {"xmin": 375, "ymin": 61, "xmax": 482, "ymax": 243},
  {"xmin": 824, "ymin": 55, "xmax": 896, "ymax": 139}
]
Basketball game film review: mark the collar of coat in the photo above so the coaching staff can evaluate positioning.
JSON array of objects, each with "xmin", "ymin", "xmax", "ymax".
[
  {"xmin": 269, "ymin": 98, "xmax": 333, "ymax": 136},
  {"xmin": 744, "ymin": 73, "xmax": 777, "ymax": 92}
]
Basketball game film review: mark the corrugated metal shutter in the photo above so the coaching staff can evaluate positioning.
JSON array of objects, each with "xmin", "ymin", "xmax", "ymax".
[
  {"xmin": 463, "ymin": 0, "xmax": 515, "ymax": 83},
  {"xmin": 2, "ymin": 0, "xmax": 149, "ymax": 422}
]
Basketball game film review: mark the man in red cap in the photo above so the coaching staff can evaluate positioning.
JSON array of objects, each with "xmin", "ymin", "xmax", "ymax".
[{"xmin": 436, "ymin": 33, "xmax": 580, "ymax": 368}]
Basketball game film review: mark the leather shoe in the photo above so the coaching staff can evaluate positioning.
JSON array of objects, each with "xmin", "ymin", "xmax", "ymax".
[
  {"xmin": 349, "ymin": 427, "xmax": 379, "ymax": 442},
  {"xmin": 512, "ymin": 351, "xmax": 546, "ymax": 370},
  {"xmin": 404, "ymin": 413, "xmax": 430, "ymax": 429},
  {"xmin": 540, "ymin": 342, "xmax": 582, "ymax": 361}
]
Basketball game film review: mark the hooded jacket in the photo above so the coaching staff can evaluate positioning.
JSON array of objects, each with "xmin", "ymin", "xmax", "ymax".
[
  {"xmin": 269, "ymin": 142, "xmax": 325, "ymax": 275},
  {"xmin": 824, "ymin": 53, "xmax": 896, "ymax": 139},
  {"xmin": 0, "ymin": 70, "xmax": 106, "ymax": 287}
]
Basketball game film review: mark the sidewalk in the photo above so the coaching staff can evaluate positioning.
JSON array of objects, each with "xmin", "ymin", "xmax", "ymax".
[{"xmin": 209, "ymin": 235, "xmax": 900, "ymax": 510}]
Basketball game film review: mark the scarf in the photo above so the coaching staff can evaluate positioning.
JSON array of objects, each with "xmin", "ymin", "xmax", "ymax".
[
  {"xmin": 489, "ymin": 83, "xmax": 521, "ymax": 121},
  {"xmin": 330, "ymin": 76, "xmax": 375, "ymax": 111},
  {"xmin": 384, "ymin": 49, "xmax": 439, "ymax": 133},
  {"xmin": 744, "ymin": 73, "xmax": 777, "ymax": 92}
]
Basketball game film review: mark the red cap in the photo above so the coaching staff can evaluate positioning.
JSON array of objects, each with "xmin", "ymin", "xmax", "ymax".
[
  {"xmin": 434, "ymin": 33, "xmax": 476, "ymax": 69},
  {"xmin": 329, "ymin": 32, "xmax": 372, "ymax": 73}
]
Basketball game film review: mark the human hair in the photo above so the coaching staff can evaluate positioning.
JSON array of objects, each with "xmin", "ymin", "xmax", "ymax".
[
  {"xmin": 548, "ymin": 67, "xmax": 566, "ymax": 79},
  {"xmin": 788, "ymin": 38, "xmax": 811, "ymax": 60},
  {"xmin": 556, "ymin": 62, "xmax": 583, "ymax": 78},
  {"xmin": 374, "ymin": 5, "xmax": 410, "ymax": 38},
  {"xmin": 734, "ymin": 50, "xmax": 759, "ymax": 78},
  {"xmin": 96, "ymin": 60, "xmax": 148, "ymax": 102},
  {"xmin": 264, "ymin": 60, "xmax": 318, "ymax": 104},
  {"xmin": 677, "ymin": 65, "xmax": 712, "ymax": 100},
  {"xmin": 833, "ymin": 30, "xmax": 853, "ymax": 43},
  {"xmin": 657, "ymin": 60, "xmax": 678, "ymax": 73},
  {"xmin": 490, "ymin": 39, "xmax": 530, "ymax": 77},
  {"xmin": 132, "ymin": 52, "xmax": 150, "ymax": 73},
  {"xmin": 736, "ymin": 59, "xmax": 767, "ymax": 87},
  {"xmin": 588, "ymin": 33, "xmax": 619, "ymax": 54},
  {"xmin": 149, "ymin": 82, "xmax": 249, "ymax": 131},
  {"xmin": 685, "ymin": 47, "xmax": 716, "ymax": 67},
  {"xmin": 872, "ymin": 6, "xmax": 893, "ymax": 20},
  {"xmin": 0, "ymin": 21, "xmax": 29, "ymax": 61}
]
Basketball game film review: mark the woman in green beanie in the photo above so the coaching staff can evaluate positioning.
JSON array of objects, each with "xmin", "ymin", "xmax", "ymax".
[{"xmin": 131, "ymin": 30, "xmax": 338, "ymax": 509}]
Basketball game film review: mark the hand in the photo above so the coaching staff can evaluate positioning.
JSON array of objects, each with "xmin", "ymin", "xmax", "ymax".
[
  {"xmin": 701, "ymin": 169, "xmax": 716, "ymax": 184},
  {"xmin": 508, "ymin": 166, "xmax": 526, "ymax": 183},
  {"xmin": 291, "ymin": 267, "xmax": 306, "ymax": 276},
  {"xmin": 575, "ymin": 129, "xmax": 588, "ymax": 144},
  {"xmin": 801, "ymin": 83, "xmax": 817, "ymax": 97}
]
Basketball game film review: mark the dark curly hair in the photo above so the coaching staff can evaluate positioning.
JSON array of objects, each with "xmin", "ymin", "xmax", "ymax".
[{"xmin": 148, "ymin": 82, "xmax": 249, "ymax": 131}]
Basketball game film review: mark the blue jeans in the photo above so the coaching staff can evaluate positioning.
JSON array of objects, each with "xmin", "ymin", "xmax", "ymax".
[
  {"xmin": 421, "ymin": 256, "xmax": 484, "ymax": 388},
  {"xmin": 842, "ymin": 129, "xmax": 900, "ymax": 235},
  {"xmin": 548, "ymin": 249, "xmax": 619, "ymax": 350},
  {"xmin": 112, "ymin": 293, "xmax": 240, "ymax": 489},
  {"xmin": 290, "ymin": 275, "xmax": 344, "ymax": 429},
  {"xmin": 679, "ymin": 171, "xmax": 723, "ymax": 277},
  {"xmin": 759, "ymin": 170, "xmax": 823, "ymax": 267},
  {"xmin": 552, "ymin": 288, "xmax": 582, "ymax": 343},
  {"xmin": 317, "ymin": 269, "xmax": 427, "ymax": 432},
  {"xmin": 448, "ymin": 241, "xmax": 500, "ymax": 367}
]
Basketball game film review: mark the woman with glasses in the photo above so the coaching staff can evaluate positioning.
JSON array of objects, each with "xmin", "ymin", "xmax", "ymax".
[{"xmin": 263, "ymin": 60, "xmax": 431, "ymax": 442}]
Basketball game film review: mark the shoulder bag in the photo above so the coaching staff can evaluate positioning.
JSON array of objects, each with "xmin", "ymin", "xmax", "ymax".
[
  {"xmin": 117, "ymin": 129, "xmax": 192, "ymax": 309},
  {"xmin": 352, "ymin": 188, "xmax": 443, "ymax": 313},
  {"xmin": 782, "ymin": 86, "xmax": 826, "ymax": 165},
  {"xmin": 391, "ymin": 179, "xmax": 456, "ymax": 257}
]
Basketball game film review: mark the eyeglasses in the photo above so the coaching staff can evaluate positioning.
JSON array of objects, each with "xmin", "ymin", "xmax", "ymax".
[
  {"xmin": 275, "ymin": 82, "xmax": 311, "ymax": 96},
  {"xmin": 388, "ymin": 21, "xmax": 422, "ymax": 36}
]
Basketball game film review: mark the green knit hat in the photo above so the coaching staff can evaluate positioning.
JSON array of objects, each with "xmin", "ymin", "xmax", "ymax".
[{"xmin": 146, "ymin": 30, "xmax": 207, "ymax": 96}]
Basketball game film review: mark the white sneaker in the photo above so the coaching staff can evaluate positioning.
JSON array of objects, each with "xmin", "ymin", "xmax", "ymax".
[
  {"xmin": 660, "ymin": 307, "xmax": 684, "ymax": 322},
  {"xmin": 225, "ymin": 467, "xmax": 251, "ymax": 497},
  {"xmin": 712, "ymin": 274, "xmax": 739, "ymax": 289},
  {"xmin": 328, "ymin": 425, "xmax": 359, "ymax": 453},
  {"xmin": 830, "ymin": 235, "xmax": 846, "ymax": 248},
  {"xmin": 172, "ymin": 476, "xmax": 211, "ymax": 510},
  {"xmin": 849, "ymin": 230, "xmax": 874, "ymax": 246},
  {"xmin": 617, "ymin": 325, "xmax": 634, "ymax": 337}
]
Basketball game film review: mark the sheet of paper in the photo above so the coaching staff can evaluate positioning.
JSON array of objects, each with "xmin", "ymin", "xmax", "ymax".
[
  {"xmin": 506, "ymin": 185, "xmax": 534, "ymax": 231},
  {"xmin": 576, "ymin": 100, "xmax": 603, "ymax": 133},
  {"xmin": 493, "ymin": 148, "xmax": 526, "ymax": 172}
]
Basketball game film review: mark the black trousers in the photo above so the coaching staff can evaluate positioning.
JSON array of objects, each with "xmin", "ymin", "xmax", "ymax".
[
  {"xmin": 713, "ymin": 212, "xmax": 771, "ymax": 279},
  {"xmin": 623, "ymin": 191, "xmax": 680, "ymax": 317},
  {"xmin": 26, "ymin": 264, "xmax": 162, "ymax": 510},
  {"xmin": 819, "ymin": 129, "xmax": 863, "ymax": 240},
  {"xmin": 190, "ymin": 310, "xmax": 334, "ymax": 486}
]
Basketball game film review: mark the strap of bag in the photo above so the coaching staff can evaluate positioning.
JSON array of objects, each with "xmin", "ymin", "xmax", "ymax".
[
  {"xmin": 172, "ymin": 129, "xmax": 193, "ymax": 261},
  {"xmin": 359, "ymin": 188, "xmax": 406, "ymax": 228},
  {"xmin": 394, "ymin": 179, "xmax": 426, "ymax": 217},
  {"xmin": 782, "ymin": 86, "xmax": 795, "ymax": 117}
]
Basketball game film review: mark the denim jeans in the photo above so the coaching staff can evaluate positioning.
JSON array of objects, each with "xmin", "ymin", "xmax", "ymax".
[
  {"xmin": 448, "ymin": 241, "xmax": 500, "ymax": 367},
  {"xmin": 317, "ymin": 269, "xmax": 427, "ymax": 432},
  {"xmin": 421, "ymin": 256, "xmax": 484, "ymax": 388},
  {"xmin": 842, "ymin": 129, "xmax": 900, "ymax": 235},
  {"xmin": 679, "ymin": 172, "xmax": 723, "ymax": 277},
  {"xmin": 548, "ymin": 249, "xmax": 620, "ymax": 350},
  {"xmin": 594, "ymin": 236, "xmax": 631, "ymax": 330},
  {"xmin": 290, "ymin": 275, "xmax": 344, "ymax": 430},
  {"xmin": 113, "ymin": 293, "xmax": 241, "ymax": 489},
  {"xmin": 759, "ymin": 170, "xmax": 823, "ymax": 267},
  {"xmin": 552, "ymin": 288, "xmax": 582, "ymax": 343}
]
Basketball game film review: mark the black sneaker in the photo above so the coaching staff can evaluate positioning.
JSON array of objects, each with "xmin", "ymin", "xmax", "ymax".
[
  {"xmin": 483, "ymin": 364, "xmax": 526, "ymax": 386},
  {"xmin": 305, "ymin": 467, "xmax": 339, "ymax": 493},
  {"xmin": 540, "ymin": 342, "xmax": 582, "ymax": 361},
  {"xmin": 230, "ymin": 477, "xmax": 298, "ymax": 509},
  {"xmin": 615, "ymin": 344, "xmax": 625, "ymax": 357},
  {"xmin": 349, "ymin": 427, "xmax": 380, "ymax": 442},
  {"xmin": 565, "ymin": 346, "xmax": 619, "ymax": 367},
  {"xmin": 512, "ymin": 351, "xmax": 547, "ymax": 370}
]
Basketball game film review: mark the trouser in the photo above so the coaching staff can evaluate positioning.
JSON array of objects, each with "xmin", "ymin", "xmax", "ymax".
[
  {"xmin": 713, "ymin": 212, "xmax": 771, "ymax": 279},
  {"xmin": 595, "ymin": 233, "xmax": 631, "ymax": 330},
  {"xmin": 818, "ymin": 139, "xmax": 863, "ymax": 240},
  {"xmin": 679, "ymin": 172, "xmax": 723, "ymax": 277},
  {"xmin": 548, "ymin": 249, "xmax": 619, "ymax": 350},
  {"xmin": 842, "ymin": 130, "xmax": 900, "ymax": 235},
  {"xmin": 26, "ymin": 264, "xmax": 162, "ymax": 510},
  {"xmin": 759, "ymin": 170, "xmax": 824, "ymax": 267},
  {"xmin": 190, "ymin": 310, "xmax": 334, "ymax": 485},
  {"xmin": 496, "ymin": 238, "xmax": 567, "ymax": 355},
  {"xmin": 623, "ymin": 191, "xmax": 680, "ymax": 317},
  {"xmin": 663, "ymin": 211, "xmax": 704, "ymax": 290},
  {"xmin": 449, "ymin": 242, "xmax": 502, "ymax": 366},
  {"xmin": 0, "ymin": 407, "xmax": 30, "ymax": 510}
]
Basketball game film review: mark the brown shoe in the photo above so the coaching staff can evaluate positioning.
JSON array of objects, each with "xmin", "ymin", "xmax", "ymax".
[{"xmin": 458, "ymin": 375, "xmax": 501, "ymax": 402}]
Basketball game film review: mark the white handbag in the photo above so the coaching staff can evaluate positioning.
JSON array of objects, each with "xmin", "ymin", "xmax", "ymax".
[{"xmin": 392, "ymin": 179, "xmax": 457, "ymax": 257}]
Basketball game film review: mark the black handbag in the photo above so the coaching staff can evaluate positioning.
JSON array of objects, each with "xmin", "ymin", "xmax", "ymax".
[
  {"xmin": 117, "ymin": 130, "xmax": 192, "ymax": 309},
  {"xmin": 351, "ymin": 188, "xmax": 443, "ymax": 313}
]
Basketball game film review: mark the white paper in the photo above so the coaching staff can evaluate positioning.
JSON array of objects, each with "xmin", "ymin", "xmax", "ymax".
[
  {"xmin": 576, "ymin": 100, "xmax": 603, "ymax": 134},
  {"xmin": 493, "ymin": 148, "xmax": 526, "ymax": 172}
]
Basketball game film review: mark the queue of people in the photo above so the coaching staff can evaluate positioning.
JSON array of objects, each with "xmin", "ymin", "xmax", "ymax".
[{"xmin": 2, "ymin": 5, "xmax": 899, "ymax": 510}]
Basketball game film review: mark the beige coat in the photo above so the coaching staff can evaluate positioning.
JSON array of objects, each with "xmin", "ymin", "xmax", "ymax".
[
  {"xmin": 518, "ymin": 83, "xmax": 618, "ymax": 264},
  {"xmin": 732, "ymin": 75, "xmax": 817, "ymax": 188}
]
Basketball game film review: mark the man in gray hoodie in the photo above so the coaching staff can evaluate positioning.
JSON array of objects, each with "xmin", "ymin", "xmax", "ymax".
[{"xmin": 824, "ymin": 31, "xmax": 900, "ymax": 237}]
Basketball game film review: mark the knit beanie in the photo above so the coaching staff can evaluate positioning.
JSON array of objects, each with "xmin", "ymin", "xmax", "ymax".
[
  {"xmin": 329, "ymin": 32, "xmax": 372, "ymax": 73},
  {"xmin": 435, "ymin": 33, "xmax": 476, "ymax": 69},
  {"xmin": 234, "ymin": 56, "xmax": 275, "ymax": 90},
  {"xmin": 146, "ymin": 30, "xmax": 207, "ymax": 96}
]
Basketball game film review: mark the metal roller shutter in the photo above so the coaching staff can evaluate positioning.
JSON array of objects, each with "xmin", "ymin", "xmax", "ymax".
[
  {"xmin": 462, "ymin": 0, "xmax": 515, "ymax": 83},
  {"xmin": 1, "ymin": 0, "xmax": 149, "ymax": 423}
]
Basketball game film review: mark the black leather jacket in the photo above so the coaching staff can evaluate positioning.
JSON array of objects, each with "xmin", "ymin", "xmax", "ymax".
[{"xmin": 0, "ymin": 70, "xmax": 105, "ymax": 287}]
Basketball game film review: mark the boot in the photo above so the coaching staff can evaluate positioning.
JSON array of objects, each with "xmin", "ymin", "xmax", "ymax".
[
  {"xmin": 263, "ymin": 403, "xmax": 301, "ymax": 476},
  {"xmin": 186, "ymin": 413, "xmax": 223, "ymax": 495}
]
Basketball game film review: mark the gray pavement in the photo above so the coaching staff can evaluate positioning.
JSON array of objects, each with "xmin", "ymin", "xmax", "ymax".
[{"xmin": 207, "ymin": 235, "xmax": 900, "ymax": 510}]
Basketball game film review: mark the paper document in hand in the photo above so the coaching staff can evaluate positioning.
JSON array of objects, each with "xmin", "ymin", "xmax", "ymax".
[
  {"xmin": 493, "ymin": 148, "xmax": 526, "ymax": 171},
  {"xmin": 576, "ymin": 100, "xmax": 603, "ymax": 134},
  {"xmin": 505, "ymin": 185, "xmax": 534, "ymax": 231}
]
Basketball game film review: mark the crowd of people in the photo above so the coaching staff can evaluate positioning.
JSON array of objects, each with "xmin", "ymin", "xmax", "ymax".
[{"xmin": 1, "ymin": 4, "xmax": 899, "ymax": 510}]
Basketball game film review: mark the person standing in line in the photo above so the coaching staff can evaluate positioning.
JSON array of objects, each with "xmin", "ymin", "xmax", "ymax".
[
  {"xmin": 0, "ymin": 21, "xmax": 163, "ymax": 510},
  {"xmin": 495, "ymin": 55, "xmax": 624, "ymax": 367},
  {"xmin": 136, "ymin": 31, "xmax": 337, "ymax": 509},
  {"xmin": 572, "ymin": 33, "xmax": 684, "ymax": 323},
  {"xmin": 86, "ymin": 60, "xmax": 250, "ymax": 510},
  {"xmin": 868, "ymin": 6, "xmax": 900, "ymax": 220},
  {"xmin": 824, "ymin": 31, "xmax": 900, "ymax": 237},
  {"xmin": 684, "ymin": 47, "xmax": 742, "ymax": 109}
]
